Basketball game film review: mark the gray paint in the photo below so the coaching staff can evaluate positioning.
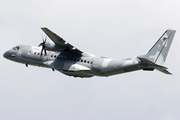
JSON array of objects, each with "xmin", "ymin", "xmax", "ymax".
[{"xmin": 3, "ymin": 28, "xmax": 176, "ymax": 78}]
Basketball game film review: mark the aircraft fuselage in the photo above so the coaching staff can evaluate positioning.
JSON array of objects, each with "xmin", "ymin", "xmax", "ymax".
[{"xmin": 3, "ymin": 45, "xmax": 141, "ymax": 78}]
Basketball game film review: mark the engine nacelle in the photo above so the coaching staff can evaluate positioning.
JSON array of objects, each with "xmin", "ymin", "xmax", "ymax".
[{"xmin": 45, "ymin": 42, "xmax": 66, "ymax": 52}]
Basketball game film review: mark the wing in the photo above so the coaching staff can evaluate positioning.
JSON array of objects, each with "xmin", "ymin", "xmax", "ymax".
[{"xmin": 41, "ymin": 27, "xmax": 82, "ymax": 54}]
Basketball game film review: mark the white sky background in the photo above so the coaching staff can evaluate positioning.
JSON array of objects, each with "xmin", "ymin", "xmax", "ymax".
[{"xmin": 1, "ymin": 0, "xmax": 180, "ymax": 120}]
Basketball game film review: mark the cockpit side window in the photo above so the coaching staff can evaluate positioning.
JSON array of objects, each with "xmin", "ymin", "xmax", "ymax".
[
  {"xmin": 13, "ymin": 47, "xmax": 16, "ymax": 50},
  {"xmin": 13, "ymin": 46, "xmax": 20, "ymax": 50}
]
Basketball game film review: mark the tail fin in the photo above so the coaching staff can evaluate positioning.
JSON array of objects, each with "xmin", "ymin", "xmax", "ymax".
[{"xmin": 144, "ymin": 29, "xmax": 176, "ymax": 65}]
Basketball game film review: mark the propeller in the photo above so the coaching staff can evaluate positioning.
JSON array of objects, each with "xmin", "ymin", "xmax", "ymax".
[{"xmin": 38, "ymin": 36, "xmax": 47, "ymax": 56}]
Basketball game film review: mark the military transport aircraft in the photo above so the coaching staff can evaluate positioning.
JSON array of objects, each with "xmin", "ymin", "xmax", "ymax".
[{"xmin": 3, "ymin": 28, "xmax": 176, "ymax": 78}]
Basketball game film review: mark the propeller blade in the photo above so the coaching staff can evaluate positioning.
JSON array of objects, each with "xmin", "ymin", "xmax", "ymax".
[
  {"xmin": 44, "ymin": 49, "xmax": 47, "ymax": 55},
  {"xmin": 39, "ymin": 36, "xmax": 47, "ymax": 56},
  {"xmin": 38, "ymin": 43, "xmax": 42, "ymax": 47},
  {"xmin": 43, "ymin": 45, "xmax": 47, "ymax": 55},
  {"xmin": 40, "ymin": 47, "xmax": 43, "ymax": 56}
]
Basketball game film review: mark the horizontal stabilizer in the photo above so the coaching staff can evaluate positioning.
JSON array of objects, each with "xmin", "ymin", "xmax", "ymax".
[
  {"xmin": 138, "ymin": 57, "xmax": 172, "ymax": 75},
  {"xmin": 156, "ymin": 68, "xmax": 172, "ymax": 75}
]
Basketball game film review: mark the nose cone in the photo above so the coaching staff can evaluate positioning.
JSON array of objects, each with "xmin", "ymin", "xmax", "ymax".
[
  {"xmin": 3, "ymin": 51, "xmax": 10, "ymax": 58},
  {"xmin": 3, "ymin": 51, "xmax": 16, "ymax": 59}
]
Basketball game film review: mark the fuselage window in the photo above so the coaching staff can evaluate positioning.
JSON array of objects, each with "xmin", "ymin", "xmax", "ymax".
[
  {"xmin": 37, "ymin": 53, "xmax": 40, "ymax": 55},
  {"xmin": 74, "ymin": 59, "xmax": 76, "ymax": 61},
  {"xmin": 91, "ymin": 61, "xmax": 93, "ymax": 64},
  {"xmin": 54, "ymin": 55, "xmax": 56, "ymax": 58},
  {"xmin": 84, "ymin": 60, "xmax": 86, "ymax": 63},
  {"xmin": 34, "ymin": 52, "xmax": 36, "ymax": 55},
  {"xmin": 71, "ymin": 58, "xmax": 73, "ymax": 61},
  {"xmin": 81, "ymin": 60, "xmax": 83, "ymax": 62},
  {"xmin": 87, "ymin": 61, "xmax": 90, "ymax": 63},
  {"xmin": 51, "ymin": 55, "xmax": 53, "ymax": 57}
]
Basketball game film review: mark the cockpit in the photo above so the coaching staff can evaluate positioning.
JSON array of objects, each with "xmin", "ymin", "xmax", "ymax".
[{"xmin": 13, "ymin": 46, "xmax": 20, "ymax": 50}]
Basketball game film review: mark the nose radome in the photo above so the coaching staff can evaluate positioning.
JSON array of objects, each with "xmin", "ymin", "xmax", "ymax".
[
  {"xmin": 3, "ymin": 51, "xmax": 15, "ymax": 58},
  {"xmin": 3, "ymin": 51, "xmax": 9, "ymax": 58}
]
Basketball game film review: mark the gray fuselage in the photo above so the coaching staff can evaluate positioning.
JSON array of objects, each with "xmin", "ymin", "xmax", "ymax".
[{"xmin": 3, "ymin": 45, "xmax": 141, "ymax": 78}]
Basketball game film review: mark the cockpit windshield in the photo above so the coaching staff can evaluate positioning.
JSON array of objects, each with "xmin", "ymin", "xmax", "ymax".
[{"xmin": 13, "ymin": 46, "xmax": 20, "ymax": 50}]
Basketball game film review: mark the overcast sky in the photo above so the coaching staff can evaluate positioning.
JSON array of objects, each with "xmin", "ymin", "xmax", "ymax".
[{"xmin": 1, "ymin": 0, "xmax": 180, "ymax": 120}]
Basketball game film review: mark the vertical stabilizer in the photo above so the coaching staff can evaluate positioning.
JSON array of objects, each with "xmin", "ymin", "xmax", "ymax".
[{"xmin": 144, "ymin": 30, "xmax": 176, "ymax": 65}]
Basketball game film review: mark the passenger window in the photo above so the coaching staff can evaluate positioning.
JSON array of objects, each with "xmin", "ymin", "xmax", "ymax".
[
  {"xmin": 51, "ymin": 55, "xmax": 53, "ymax": 57},
  {"xmin": 84, "ymin": 60, "xmax": 86, "ymax": 63},
  {"xmin": 87, "ymin": 61, "xmax": 90, "ymax": 63},
  {"xmin": 34, "ymin": 52, "xmax": 36, "ymax": 55},
  {"xmin": 37, "ymin": 53, "xmax": 40, "ymax": 55},
  {"xmin": 81, "ymin": 60, "xmax": 83, "ymax": 62},
  {"xmin": 54, "ymin": 55, "xmax": 56, "ymax": 58},
  {"xmin": 91, "ymin": 61, "xmax": 93, "ymax": 64}
]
